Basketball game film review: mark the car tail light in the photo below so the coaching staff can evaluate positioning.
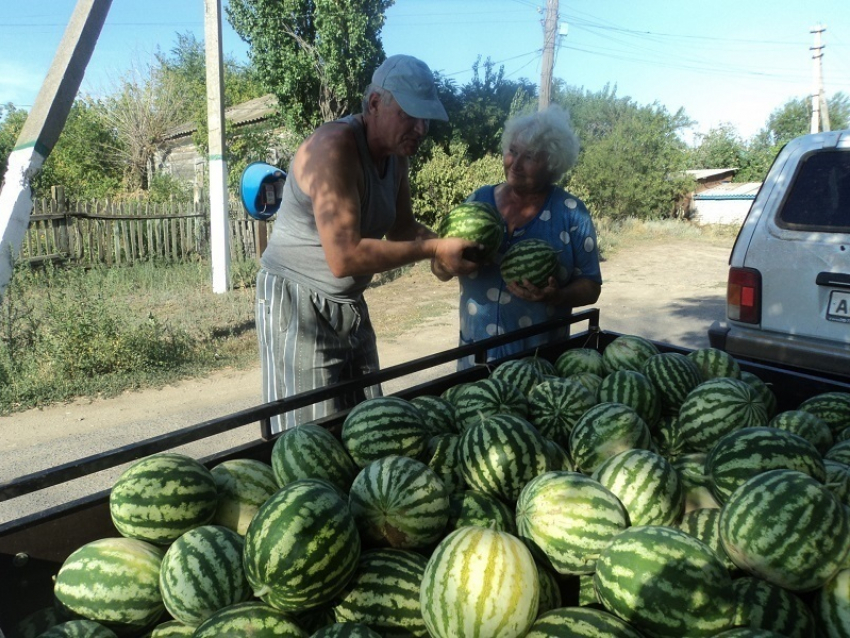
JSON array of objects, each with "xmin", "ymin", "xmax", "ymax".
[{"xmin": 727, "ymin": 267, "xmax": 761, "ymax": 324}]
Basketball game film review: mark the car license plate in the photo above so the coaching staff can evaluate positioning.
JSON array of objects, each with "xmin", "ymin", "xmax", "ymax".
[{"xmin": 827, "ymin": 290, "xmax": 850, "ymax": 323}]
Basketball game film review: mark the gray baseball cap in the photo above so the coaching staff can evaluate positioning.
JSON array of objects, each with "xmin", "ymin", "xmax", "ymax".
[{"xmin": 372, "ymin": 54, "xmax": 449, "ymax": 122}]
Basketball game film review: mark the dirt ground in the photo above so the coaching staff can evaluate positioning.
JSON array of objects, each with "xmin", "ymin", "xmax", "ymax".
[{"xmin": 0, "ymin": 236, "xmax": 734, "ymax": 520}]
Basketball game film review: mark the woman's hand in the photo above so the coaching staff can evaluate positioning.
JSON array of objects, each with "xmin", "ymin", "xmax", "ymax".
[{"xmin": 506, "ymin": 276, "xmax": 560, "ymax": 303}]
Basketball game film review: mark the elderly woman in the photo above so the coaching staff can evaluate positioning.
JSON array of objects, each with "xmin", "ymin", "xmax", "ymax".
[{"xmin": 436, "ymin": 105, "xmax": 602, "ymax": 369}]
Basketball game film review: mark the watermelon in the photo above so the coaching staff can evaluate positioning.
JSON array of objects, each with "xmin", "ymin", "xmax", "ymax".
[
  {"xmin": 731, "ymin": 576, "xmax": 817, "ymax": 638},
  {"xmin": 568, "ymin": 371, "xmax": 604, "ymax": 397},
  {"xmin": 459, "ymin": 413, "xmax": 551, "ymax": 502},
  {"xmin": 526, "ymin": 377, "xmax": 597, "ymax": 447},
  {"xmin": 687, "ymin": 347, "xmax": 742, "ymax": 379},
  {"xmin": 348, "ymin": 455, "xmax": 449, "ymax": 549},
  {"xmin": 525, "ymin": 607, "xmax": 644, "ymax": 638},
  {"xmin": 438, "ymin": 201, "xmax": 504, "ymax": 263},
  {"xmin": 423, "ymin": 433, "xmax": 466, "ymax": 494},
  {"xmin": 312, "ymin": 623, "xmax": 381, "ymax": 637},
  {"xmin": 516, "ymin": 471, "xmax": 629, "ymax": 575},
  {"xmin": 210, "ymin": 458, "xmax": 278, "ymax": 536},
  {"xmin": 149, "ymin": 620, "xmax": 196, "ymax": 637},
  {"xmin": 825, "ymin": 459, "xmax": 850, "ymax": 508},
  {"xmin": 601, "ymin": 334, "xmax": 660, "ymax": 375},
  {"xmin": 109, "ymin": 452, "xmax": 218, "ymax": 545},
  {"xmin": 653, "ymin": 413, "xmax": 686, "ymax": 460},
  {"xmin": 678, "ymin": 377, "xmax": 769, "ymax": 452},
  {"xmin": 811, "ymin": 567, "xmax": 850, "ymax": 638},
  {"xmin": 37, "ymin": 620, "xmax": 118, "ymax": 638},
  {"xmin": 712, "ymin": 630, "xmax": 786, "ymax": 637},
  {"xmin": 490, "ymin": 358, "xmax": 545, "ymax": 396},
  {"xmin": 594, "ymin": 525, "xmax": 735, "ymax": 638},
  {"xmin": 271, "ymin": 422, "xmax": 359, "ymax": 492},
  {"xmin": 592, "ymin": 448, "xmax": 684, "ymax": 526},
  {"xmin": 53, "ymin": 537, "xmax": 166, "ymax": 633},
  {"xmin": 243, "ymin": 478, "xmax": 360, "ymax": 612},
  {"xmin": 705, "ymin": 426, "xmax": 826, "ymax": 503},
  {"xmin": 569, "ymin": 402, "xmax": 653, "ymax": 474},
  {"xmin": 641, "ymin": 351, "xmax": 703, "ymax": 415},
  {"xmin": 677, "ymin": 507, "xmax": 737, "ymax": 573},
  {"xmin": 500, "ymin": 238, "xmax": 559, "ymax": 288},
  {"xmin": 798, "ymin": 391, "xmax": 850, "ymax": 437},
  {"xmin": 673, "ymin": 452, "xmax": 722, "ymax": 512},
  {"xmin": 446, "ymin": 489, "xmax": 517, "ymax": 535},
  {"xmin": 543, "ymin": 438, "xmax": 573, "ymax": 471},
  {"xmin": 521, "ymin": 354, "xmax": 559, "ymax": 377},
  {"xmin": 719, "ymin": 469, "xmax": 850, "ymax": 592},
  {"xmin": 158, "ymin": 525, "xmax": 250, "ymax": 626},
  {"xmin": 453, "ymin": 377, "xmax": 529, "ymax": 430},
  {"xmin": 769, "ymin": 409, "xmax": 834, "ymax": 455},
  {"xmin": 535, "ymin": 564, "xmax": 562, "ymax": 617},
  {"xmin": 12, "ymin": 605, "xmax": 71, "ymax": 638},
  {"xmin": 420, "ymin": 526, "xmax": 539, "ymax": 638},
  {"xmin": 341, "ymin": 396, "xmax": 431, "ymax": 467},
  {"xmin": 333, "ymin": 548, "xmax": 429, "ymax": 638},
  {"xmin": 555, "ymin": 348, "xmax": 605, "ymax": 377},
  {"xmin": 827, "ymin": 439, "xmax": 850, "ymax": 465},
  {"xmin": 596, "ymin": 369, "xmax": 661, "ymax": 429},
  {"xmin": 409, "ymin": 394, "xmax": 458, "ymax": 435},
  {"xmin": 192, "ymin": 601, "xmax": 305, "ymax": 638},
  {"xmin": 740, "ymin": 370, "xmax": 778, "ymax": 418}
]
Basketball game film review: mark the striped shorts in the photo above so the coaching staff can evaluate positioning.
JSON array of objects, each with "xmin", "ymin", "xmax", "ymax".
[{"xmin": 256, "ymin": 269, "xmax": 382, "ymax": 435}]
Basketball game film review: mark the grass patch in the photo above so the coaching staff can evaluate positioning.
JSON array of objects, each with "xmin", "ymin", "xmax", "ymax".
[{"xmin": 594, "ymin": 217, "xmax": 739, "ymax": 259}]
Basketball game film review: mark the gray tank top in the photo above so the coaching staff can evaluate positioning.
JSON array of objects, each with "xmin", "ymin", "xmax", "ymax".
[{"xmin": 260, "ymin": 115, "xmax": 399, "ymax": 302}]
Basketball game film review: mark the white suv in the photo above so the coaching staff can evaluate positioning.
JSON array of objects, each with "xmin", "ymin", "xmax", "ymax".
[{"xmin": 708, "ymin": 129, "xmax": 850, "ymax": 379}]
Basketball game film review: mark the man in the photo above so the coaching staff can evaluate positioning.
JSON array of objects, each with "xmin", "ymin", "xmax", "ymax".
[{"xmin": 256, "ymin": 54, "xmax": 479, "ymax": 434}]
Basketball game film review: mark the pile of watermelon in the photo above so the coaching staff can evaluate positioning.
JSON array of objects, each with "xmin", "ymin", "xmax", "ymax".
[{"xmin": 14, "ymin": 335, "xmax": 850, "ymax": 638}]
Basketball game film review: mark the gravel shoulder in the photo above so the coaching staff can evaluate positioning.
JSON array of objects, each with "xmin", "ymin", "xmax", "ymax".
[{"xmin": 0, "ymin": 236, "xmax": 734, "ymax": 521}]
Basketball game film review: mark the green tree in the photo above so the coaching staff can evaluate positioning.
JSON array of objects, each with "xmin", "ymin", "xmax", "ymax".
[
  {"xmin": 689, "ymin": 123, "xmax": 747, "ymax": 171},
  {"xmin": 0, "ymin": 103, "xmax": 27, "ymax": 180},
  {"xmin": 226, "ymin": 0, "xmax": 393, "ymax": 135}
]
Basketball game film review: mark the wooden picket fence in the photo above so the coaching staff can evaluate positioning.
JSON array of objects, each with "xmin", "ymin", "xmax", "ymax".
[{"xmin": 21, "ymin": 192, "xmax": 267, "ymax": 267}]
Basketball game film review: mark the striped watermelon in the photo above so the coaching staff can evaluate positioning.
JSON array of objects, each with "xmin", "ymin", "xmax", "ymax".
[
  {"xmin": 447, "ymin": 490, "xmax": 517, "ymax": 535},
  {"xmin": 568, "ymin": 371, "xmax": 604, "ymax": 397},
  {"xmin": 423, "ymin": 433, "xmax": 465, "ymax": 494},
  {"xmin": 36, "ymin": 620, "xmax": 118, "ymax": 638},
  {"xmin": 719, "ymin": 469, "xmax": 850, "ymax": 592},
  {"xmin": 535, "ymin": 564, "xmax": 562, "ymax": 617},
  {"xmin": 705, "ymin": 426, "xmax": 826, "ymax": 503},
  {"xmin": 149, "ymin": 620, "xmax": 196, "ymax": 637},
  {"xmin": 732, "ymin": 576, "xmax": 817, "ymax": 638},
  {"xmin": 594, "ymin": 525, "xmax": 735, "ymax": 638},
  {"xmin": 420, "ymin": 526, "xmax": 539, "ymax": 638},
  {"xmin": 677, "ymin": 507, "xmax": 737, "ymax": 573},
  {"xmin": 687, "ymin": 347, "xmax": 742, "ymax": 380},
  {"xmin": 243, "ymin": 478, "xmax": 360, "ymax": 612},
  {"xmin": 641, "ymin": 351, "xmax": 703, "ymax": 415},
  {"xmin": 271, "ymin": 423, "xmax": 359, "ymax": 492},
  {"xmin": 653, "ymin": 413, "xmax": 686, "ymax": 460},
  {"xmin": 596, "ymin": 369, "xmax": 661, "ymax": 429},
  {"xmin": 459, "ymin": 413, "xmax": 551, "ymax": 502},
  {"xmin": 678, "ymin": 377, "xmax": 769, "ymax": 453},
  {"xmin": 312, "ymin": 623, "xmax": 382, "ymax": 637},
  {"xmin": 192, "ymin": 601, "xmax": 304, "ymax": 637},
  {"xmin": 438, "ymin": 201, "xmax": 504, "ymax": 263},
  {"xmin": 12, "ymin": 606, "xmax": 70, "ymax": 638},
  {"xmin": 569, "ymin": 402, "xmax": 653, "ymax": 474},
  {"xmin": 827, "ymin": 439, "xmax": 850, "ymax": 465},
  {"xmin": 839, "ymin": 426, "xmax": 850, "ymax": 442},
  {"xmin": 555, "ymin": 348, "xmax": 605, "ymax": 377},
  {"xmin": 516, "ymin": 471, "xmax": 629, "ymax": 575},
  {"xmin": 410, "ymin": 395, "xmax": 458, "ymax": 435},
  {"xmin": 601, "ymin": 334, "xmax": 660, "ymax": 375},
  {"xmin": 522, "ymin": 355, "xmax": 559, "ymax": 377},
  {"xmin": 812, "ymin": 567, "xmax": 850, "ymax": 638},
  {"xmin": 490, "ymin": 358, "xmax": 545, "ymax": 396},
  {"xmin": 158, "ymin": 525, "xmax": 250, "ymax": 626},
  {"xmin": 500, "ymin": 238, "xmax": 559, "ymax": 288},
  {"xmin": 543, "ymin": 438, "xmax": 573, "ymax": 471},
  {"xmin": 210, "ymin": 458, "xmax": 278, "ymax": 536},
  {"xmin": 526, "ymin": 377, "xmax": 597, "ymax": 447},
  {"xmin": 453, "ymin": 377, "xmax": 530, "ymax": 430},
  {"xmin": 525, "ymin": 607, "xmax": 644, "ymax": 638},
  {"xmin": 333, "ymin": 548, "xmax": 428, "ymax": 638},
  {"xmin": 673, "ymin": 452, "xmax": 722, "ymax": 512},
  {"xmin": 798, "ymin": 391, "xmax": 850, "ymax": 437},
  {"xmin": 109, "ymin": 452, "xmax": 218, "ymax": 545},
  {"xmin": 53, "ymin": 537, "xmax": 166, "ymax": 633},
  {"xmin": 293, "ymin": 607, "xmax": 335, "ymax": 635},
  {"xmin": 348, "ymin": 455, "xmax": 449, "ymax": 549},
  {"xmin": 825, "ymin": 459, "xmax": 850, "ymax": 508},
  {"xmin": 341, "ymin": 396, "xmax": 431, "ymax": 467},
  {"xmin": 592, "ymin": 448, "xmax": 684, "ymax": 526},
  {"xmin": 769, "ymin": 409, "xmax": 834, "ymax": 455},
  {"xmin": 740, "ymin": 370, "xmax": 778, "ymax": 418},
  {"xmin": 712, "ymin": 629, "xmax": 787, "ymax": 637}
]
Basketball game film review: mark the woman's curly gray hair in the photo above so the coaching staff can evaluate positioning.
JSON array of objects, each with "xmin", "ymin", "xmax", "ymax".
[{"xmin": 501, "ymin": 104, "xmax": 580, "ymax": 181}]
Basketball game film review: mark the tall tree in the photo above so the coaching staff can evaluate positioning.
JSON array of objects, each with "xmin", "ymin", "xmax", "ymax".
[
  {"xmin": 689, "ymin": 123, "xmax": 747, "ymax": 171},
  {"xmin": 0, "ymin": 104, "xmax": 28, "ymax": 182},
  {"xmin": 226, "ymin": 0, "xmax": 393, "ymax": 134}
]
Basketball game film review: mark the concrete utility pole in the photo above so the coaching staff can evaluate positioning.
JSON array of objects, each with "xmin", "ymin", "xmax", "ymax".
[
  {"xmin": 810, "ymin": 24, "xmax": 830, "ymax": 134},
  {"xmin": 204, "ymin": 0, "xmax": 231, "ymax": 293},
  {"xmin": 539, "ymin": 0, "xmax": 559, "ymax": 111},
  {"xmin": 0, "ymin": 0, "xmax": 112, "ymax": 300}
]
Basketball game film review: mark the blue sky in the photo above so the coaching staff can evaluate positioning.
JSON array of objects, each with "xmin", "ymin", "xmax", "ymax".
[{"xmin": 1, "ymin": 0, "xmax": 849, "ymax": 142}]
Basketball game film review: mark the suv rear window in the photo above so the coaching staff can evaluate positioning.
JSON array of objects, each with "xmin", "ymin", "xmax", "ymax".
[{"xmin": 778, "ymin": 149, "xmax": 850, "ymax": 232}]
